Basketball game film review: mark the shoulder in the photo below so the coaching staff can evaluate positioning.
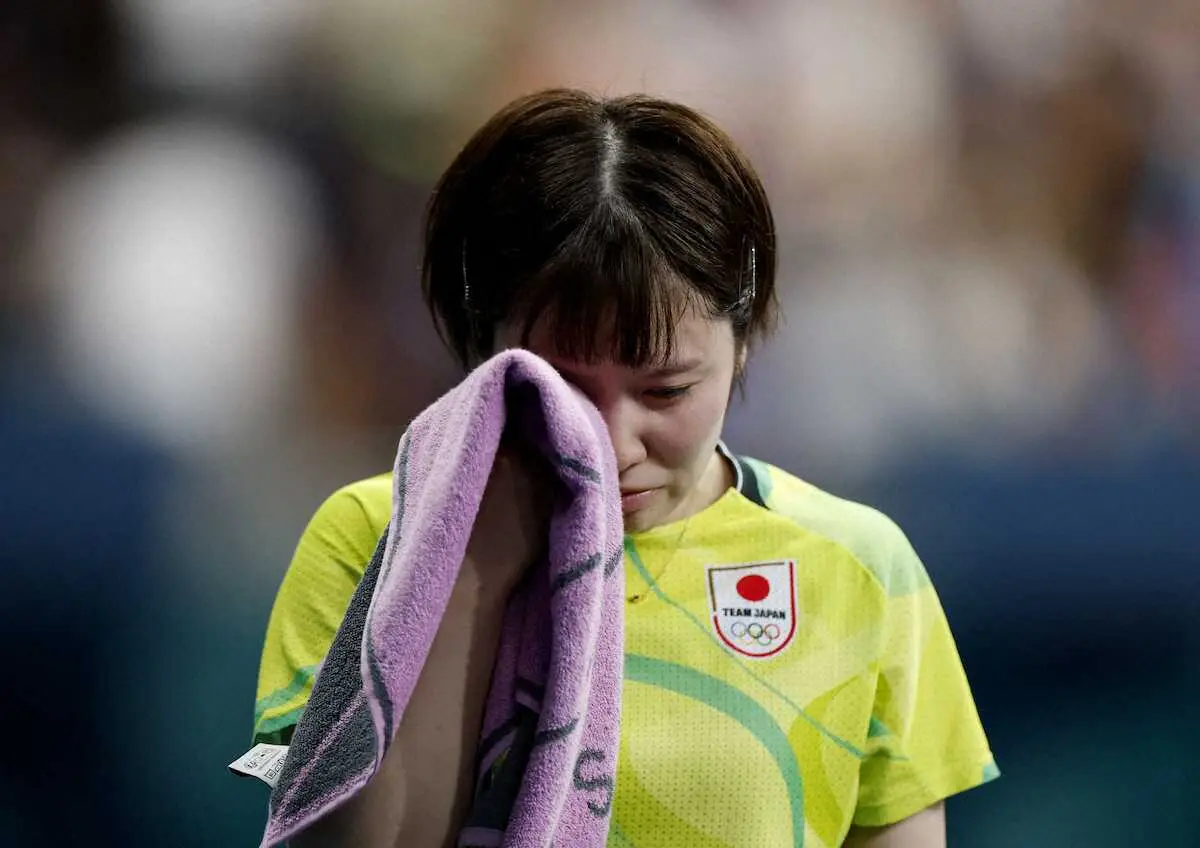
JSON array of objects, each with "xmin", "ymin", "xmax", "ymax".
[
  {"xmin": 308, "ymin": 473, "xmax": 393, "ymax": 537},
  {"xmin": 738, "ymin": 455, "xmax": 929, "ymax": 597},
  {"xmin": 292, "ymin": 472, "xmax": 393, "ymax": 577},
  {"xmin": 254, "ymin": 473, "xmax": 393, "ymax": 742}
]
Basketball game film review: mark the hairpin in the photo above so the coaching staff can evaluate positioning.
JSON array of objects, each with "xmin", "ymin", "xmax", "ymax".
[
  {"xmin": 461, "ymin": 240, "xmax": 471, "ymax": 310},
  {"xmin": 734, "ymin": 244, "xmax": 756, "ymax": 313}
]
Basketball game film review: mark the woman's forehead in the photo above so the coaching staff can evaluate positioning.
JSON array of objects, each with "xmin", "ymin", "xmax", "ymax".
[{"xmin": 508, "ymin": 308, "xmax": 733, "ymax": 373}]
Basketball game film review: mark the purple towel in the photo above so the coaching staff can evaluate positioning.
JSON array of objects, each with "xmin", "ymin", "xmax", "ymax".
[{"xmin": 260, "ymin": 350, "xmax": 625, "ymax": 848}]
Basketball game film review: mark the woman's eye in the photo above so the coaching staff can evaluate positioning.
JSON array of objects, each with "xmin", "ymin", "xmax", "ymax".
[{"xmin": 644, "ymin": 384, "xmax": 693, "ymax": 401}]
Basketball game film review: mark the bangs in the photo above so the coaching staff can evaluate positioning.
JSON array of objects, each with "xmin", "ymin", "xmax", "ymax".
[{"xmin": 511, "ymin": 204, "xmax": 709, "ymax": 367}]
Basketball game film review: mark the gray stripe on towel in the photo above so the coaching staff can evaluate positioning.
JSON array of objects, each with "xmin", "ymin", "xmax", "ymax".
[
  {"xmin": 555, "ymin": 454, "xmax": 600, "ymax": 482},
  {"xmin": 552, "ymin": 553, "xmax": 602, "ymax": 592},
  {"xmin": 533, "ymin": 717, "xmax": 578, "ymax": 747},
  {"xmin": 603, "ymin": 547, "xmax": 621, "ymax": 577},
  {"xmin": 365, "ymin": 434, "xmax": 411, "ymax": 751}
]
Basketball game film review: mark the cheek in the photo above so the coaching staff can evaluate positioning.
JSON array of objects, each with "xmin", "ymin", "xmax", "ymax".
[{"xmin": 645, "ymin": 388, "xmax": 729, "ymax": 467}]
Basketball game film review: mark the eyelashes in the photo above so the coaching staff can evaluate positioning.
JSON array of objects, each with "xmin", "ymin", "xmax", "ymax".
[
  {"xmin": 643, "ymin": 384, "xmax": 694, "ymax": 401},
  {"xmin": 552, "ymin": 367, "xmax": 697, "ymax": 404}
]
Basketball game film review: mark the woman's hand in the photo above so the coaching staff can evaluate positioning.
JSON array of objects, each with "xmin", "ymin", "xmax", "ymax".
[{"xmin": 461, "ymin": 439, "xmax": 554, "ymax": 604}]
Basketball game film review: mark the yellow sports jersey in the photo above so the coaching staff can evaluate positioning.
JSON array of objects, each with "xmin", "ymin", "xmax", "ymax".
[{"xmin": 254, "ymin": 447, "xmax": 998, "ymax": 846}]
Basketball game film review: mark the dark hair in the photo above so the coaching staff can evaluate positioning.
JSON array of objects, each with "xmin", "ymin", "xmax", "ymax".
[{"xmin": 421, "ymin": 88, "xmax": 777, "ymax": 369}]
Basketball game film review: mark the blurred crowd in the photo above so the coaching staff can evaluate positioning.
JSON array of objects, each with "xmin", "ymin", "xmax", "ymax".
[
  {"xmin": 7, "ymin": 0, "xmax": 1200, "ymax": 479},
  {"xmin": 2, "ymin": 0, "xmax": 1198, "ymax": 845}
]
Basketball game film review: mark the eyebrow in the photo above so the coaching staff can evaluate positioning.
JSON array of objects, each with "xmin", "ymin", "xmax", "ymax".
[
  {"xmin": 646, "ymin": 358, "xmax": 706, "ymax": 378},
  {"xmin": 548, "ymin": 357, "xmax": 705, "ymax": 383}
]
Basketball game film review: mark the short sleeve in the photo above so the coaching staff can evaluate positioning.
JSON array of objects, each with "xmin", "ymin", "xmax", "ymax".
[
  {"xmin": 853, "ymin": 534, "xmax": 999, "ymax": 827},
  {"xmin": 251, "ymin": 476, "xmax": 390, "ymax": 744}
]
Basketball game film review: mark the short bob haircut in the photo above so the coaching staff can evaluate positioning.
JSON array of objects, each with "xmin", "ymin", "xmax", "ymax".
[{"xmin": 421, "ymin": 88, "xmax": 778, "ymax": 369}]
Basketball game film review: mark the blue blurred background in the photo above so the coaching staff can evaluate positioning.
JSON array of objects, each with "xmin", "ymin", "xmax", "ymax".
[{"xmin": 1, "ymin": 0, "xmax": 1197, "ymax": 845}]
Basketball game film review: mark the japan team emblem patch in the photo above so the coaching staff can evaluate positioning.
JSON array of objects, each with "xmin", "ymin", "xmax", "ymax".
[{"xmin": 705, "ymin": 560, "xmax": 798, "ymax": 659}]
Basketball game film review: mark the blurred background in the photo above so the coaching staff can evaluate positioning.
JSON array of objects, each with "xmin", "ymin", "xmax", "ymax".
[{"xmin": 1, "ymin": 0, "xmax": 1197, "ymax": 844}]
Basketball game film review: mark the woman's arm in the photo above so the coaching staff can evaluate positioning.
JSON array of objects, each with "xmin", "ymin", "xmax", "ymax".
[
  {"xmin": 291, "ymin": 452, "xmax": 548, "ymax": 848},
  {"xmin": 291, "ymin": 577, "xmax": 510, "ymax": 848},
  {"xmin": 844, "ymin": 802, "xmax": 945, "ymax": 848}
]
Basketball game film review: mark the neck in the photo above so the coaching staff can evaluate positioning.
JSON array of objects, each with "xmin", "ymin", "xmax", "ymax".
[{"xmin": 686, "ymin": 443, "xmax": 736, "ymax": 517}]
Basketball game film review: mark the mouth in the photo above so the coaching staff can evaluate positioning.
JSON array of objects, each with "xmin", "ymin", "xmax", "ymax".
[{"xmin": 619, "ymin": 488, "xmax": 659, "ymax": 512}]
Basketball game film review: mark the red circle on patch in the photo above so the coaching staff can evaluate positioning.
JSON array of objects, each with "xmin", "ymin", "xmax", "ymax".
[{"xmin": 736, "ymin": 574, "xmax": 770, "ymax": 602}]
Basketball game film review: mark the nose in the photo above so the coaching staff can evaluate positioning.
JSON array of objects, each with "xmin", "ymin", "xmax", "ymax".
[{"xmin": 597, "ymin": 396, "xmax": 647, "ymax": 474}]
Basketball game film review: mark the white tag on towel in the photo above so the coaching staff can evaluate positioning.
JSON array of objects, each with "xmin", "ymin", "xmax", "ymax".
[{"xmin": 228, "ymin": 743, "xmax": 289, "ymax": 788}]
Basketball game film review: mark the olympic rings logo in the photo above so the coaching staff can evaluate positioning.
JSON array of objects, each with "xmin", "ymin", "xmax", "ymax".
[{"xmin": 729, "ymin": 620, "xmax": 783, "ymax": 646}]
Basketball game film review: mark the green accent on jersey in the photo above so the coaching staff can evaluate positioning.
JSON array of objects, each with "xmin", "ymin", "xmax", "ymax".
[
  {"xmin": 608, "ymin": 821, "xmax": 637, "ymax": 848},
  {"xmin": 252, "ymin": 664, "xmax": 318, "ymax": 728},
  {"xmin": 867, "ymin": 716, "xmax": 892, "ymax": 739},
  {"xmin": 625, "ymin": 653, "xmax": 805, "ymax": 848}
]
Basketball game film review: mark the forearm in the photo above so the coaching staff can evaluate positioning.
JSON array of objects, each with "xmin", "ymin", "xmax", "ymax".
[
  {"xmin": 844, "ymin": 802, "xmax": 946, "ymax": 848},
  {"xmin": 292, "ymin": 570, "xmax": 509, "ymax": 848}
]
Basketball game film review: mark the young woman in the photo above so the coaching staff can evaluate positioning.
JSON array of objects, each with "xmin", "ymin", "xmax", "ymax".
[{"xmin": 253, "ymin": 89, "xmax": 998, "ymax": 847}]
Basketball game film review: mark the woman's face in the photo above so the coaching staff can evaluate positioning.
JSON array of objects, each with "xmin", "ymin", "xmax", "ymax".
[{"xmin": 504, "ymin": 308, "xmax": 741, "ymax": 532}]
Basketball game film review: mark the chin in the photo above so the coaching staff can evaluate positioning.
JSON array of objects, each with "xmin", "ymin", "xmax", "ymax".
[{"xmin": 621, "ymin": 510, "xmax": 658, "ymax": 534}]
